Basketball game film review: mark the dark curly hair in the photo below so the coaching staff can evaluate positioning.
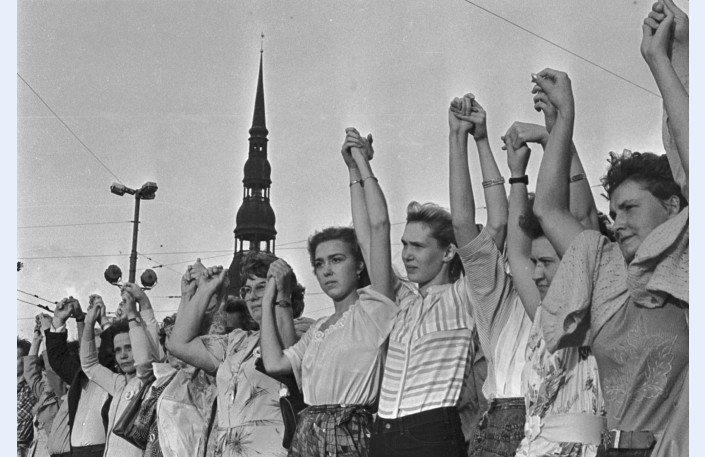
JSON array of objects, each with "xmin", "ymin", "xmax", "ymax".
[
  {"xmin": 307, "ymin": 226, "xmax": 371, "ymax": 288},
  {"xmin": 406, "ymin": 201, "xmax": 464, "ymax": 282},
  {"xmin": 99, "ymin": 320, "xmax": 130, "ymax": 373},
  {"xmin": 518, "ymin": 194, "xmax": 544, "ymax": 240},
  {"xmin": 240, "ymin": 251, "xmax": 306, "ymax": 318},
  {"xmin": 601, "ymin": 150, "xmax": 686, "ymax": 209},
  {"xmin": 17, "ymin": 338, "xmax": 31, "ymax": 357}
]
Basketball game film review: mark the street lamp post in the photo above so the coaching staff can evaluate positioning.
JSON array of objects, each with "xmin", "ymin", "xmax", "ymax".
[{"xmin": 110, "ymin": 181, "xmax": 158, "ymax": 283}]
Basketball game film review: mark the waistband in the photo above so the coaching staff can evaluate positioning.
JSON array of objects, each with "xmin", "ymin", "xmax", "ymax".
[
  {"xmin": 602, "ymin": 430, "xmax": 656, "ymax": 450},
  {"xmin": 375, "ymin": 406, "xmax": 460, "ymax": 431},
  {"xmin": 488, "ymin": 396, "xmax": 525, "ymax": 410},
  {"xmin": 71, "ymin": 443, "xmax": 106, "ymax": 457},
  {"xmin": 302, "ymin": 404, "xmax": 374, "ymax": 415},
  {"xmin": 52, "ymin": 453, "xmax": 72, "ymax": 457},
  {"xmin": 537, "ymin": 413, "xmax": 606, "ymax": 445}
]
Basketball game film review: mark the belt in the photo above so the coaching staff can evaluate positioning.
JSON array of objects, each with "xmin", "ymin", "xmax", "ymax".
[
  {"xmin": 602, "ymin": 430, "xmax": 656, "ymax": 450},
  {"xmin": 537, "ymin": 413, "xmax": 606, "ymax": 445}
]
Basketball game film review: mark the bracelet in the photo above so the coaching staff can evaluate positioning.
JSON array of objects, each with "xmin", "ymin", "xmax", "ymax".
[
  {"xmin": 508, "ymin": 175, "xmax": 529, "ymax": 185},
  {"xmin": 482, "ymin": 177, "xmax": 505, "ymax": 188},
  {"xmin": 362, "ymin": 176, "xmax": 378, "ymax": 183},
  {"xmin": 349, "ymin": 179, "xmax": 363, "ymax": 187},
  {"xmin": 570, "ymin": 173, "xmax": 586, "ymax": 183}
]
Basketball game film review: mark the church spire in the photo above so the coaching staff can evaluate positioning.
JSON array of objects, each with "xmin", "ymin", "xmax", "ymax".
[{"xmin": 249, "ymin": 48, "xmax": 267, "ymax": 137}]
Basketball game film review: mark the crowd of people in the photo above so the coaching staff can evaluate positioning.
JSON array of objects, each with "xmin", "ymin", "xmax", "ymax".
[{"xmin": 17, "ymin": 2, "xmax": 688, "ymax": 456}]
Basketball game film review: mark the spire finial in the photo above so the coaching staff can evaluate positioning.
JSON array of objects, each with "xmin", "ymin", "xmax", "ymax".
[{"xmin": 260, "ymin": 32, "xmax": 264, "ymax": 54}]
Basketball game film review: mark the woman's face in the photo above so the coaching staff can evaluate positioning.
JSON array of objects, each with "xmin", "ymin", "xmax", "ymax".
[
  {"xmin": 314, "ymin": 239, "xmax": 362, "ymax": 301},
  {"xmin": 609, "ymin": 179, "xmax": 680, "ymax": 263},
  {"xmin": 241, "ymin": 275, "xmax": 267, "ymax": 324},
  {"xmin": 530, "ymin": 236, "xmax": 560, "ymax": 300}
]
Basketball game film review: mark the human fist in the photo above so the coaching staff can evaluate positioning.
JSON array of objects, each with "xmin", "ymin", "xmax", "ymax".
[
  {"xmin": 121, "ymin": 282, "xmax": 148, "ymax": 303},
  {"xmin": 181, "ymin": 265, "xmax": 198, "ymax": 297},
  {"xmin": 54, "ymin": 297, "xmax": 77, "ymax": 324},
  {"xmin": 196, "ymin": 264, "xmax": 227, "ymax": 295},
  {"xmin": 37, "ymin": 313, "xmax": 53, "ymax": 333},
  {"xmin": 85, "ymin": 301, "xmax": 104, "ymax": 325},
  {"xmin": 532, "ymin": 69, "xmax": 574, "ymax": 114},
  {"xmin": 501, "ymin": 122, "xmax": 548, "ymax": 151}
]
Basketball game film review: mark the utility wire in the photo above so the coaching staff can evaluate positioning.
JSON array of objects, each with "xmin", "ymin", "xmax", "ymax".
[
  {"xmin": 460, "ymin": 0, "xmax": 661, "ymax": 99},
  {"xmin": 17, "ymin": 73, "xmax": 126, "ymax": 183},
  {"xmin": 17, "ymin": 289, "xmax": 58, "ymax": 305},
  {"xmin": 18, "ymin": 221, "xmax": 132, "ymax": 229},
  {"xmin": 17, "ymin": 298, "xmax": 54, "ymax": 313}
]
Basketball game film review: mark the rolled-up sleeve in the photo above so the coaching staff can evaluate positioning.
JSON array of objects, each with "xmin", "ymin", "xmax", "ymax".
[
  {"xmin": 80, "ymin": 326, "xmax": 125, "ymax": 395},
  {"xmin": 457, "ymin": 227, "xmax": 515, "ymax": 359}
]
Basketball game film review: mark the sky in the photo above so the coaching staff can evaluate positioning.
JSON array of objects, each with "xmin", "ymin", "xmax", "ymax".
[{"xmin": 15, "ymin": 0, "xmax": 688, "ymax": 338}]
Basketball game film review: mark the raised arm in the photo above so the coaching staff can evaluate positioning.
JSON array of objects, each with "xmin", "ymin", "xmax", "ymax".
[
  {"xmin": 259, "ymin": 261, "xmax": 298, "ymax": 375},
  {"xmin": 166, "ymin": 265, "xmax": 227, "ymax": 374},
  {"xmin": 448, "ymin": 94, "xmax": 481, "ymax": 248},
  {"xmin": 641, "ymin": 1, "xmax": 689, "ymax": 185},
  {"xmin": 505, "ymin": 141, "xmax": 541, "ymax": 320},
  {"xmin": 346, "ymin": 128, "xmax": 395, "ymax": 300},
  {"xmin": 532, "ymin": 69, "xmax": 585, "ymax": 257},
  {"xmin": 44, "ymin": 299, "xmax": 81, "ymax": 385},
  {"xmin": 121, "ymin": 284, "xmax": 164, "ymax": 361},
  {"xmin": 80, "ymin": 302, "xmax": 125, "ymax": 395},
  {"xmin": 343, "ymin": 134, "xmax": 373, "ymax": 271},
  {"xmin": 120, "ymin": 289, "xmax": 156, "ymax": 379}
]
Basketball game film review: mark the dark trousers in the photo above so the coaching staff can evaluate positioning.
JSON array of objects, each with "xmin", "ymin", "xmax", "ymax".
[
  {"xmin": 370, "ymin": 407, "xmax": 466, "ymax": 457},
  {"xmin": 71, "ymin": 444, "xmax": 105, "ymax": 457},
  {"xmin": 603, "ymin": 448, "xmax": 653, "ymax": 457},
  {"xmin": 51, "ymin": 453, "xmax": 72, "ymax": 457}
]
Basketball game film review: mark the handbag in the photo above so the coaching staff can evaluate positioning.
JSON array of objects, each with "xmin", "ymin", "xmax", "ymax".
[
  {"xmin": 112, "ymin": 374, "xmax": 156, "ymax": 449},
  {"xmin": 254, "ymin": 357, "xmax": 307, "ymax": 449}
]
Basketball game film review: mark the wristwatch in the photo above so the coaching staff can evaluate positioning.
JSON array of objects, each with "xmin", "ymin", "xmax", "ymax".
[
  {"xmin": 508, "ymin": 175, "xmax": 529, "ymax": 185},
  {"xmin": 128, "ymin": 315, "xmax": 142, "ymax": 325}
]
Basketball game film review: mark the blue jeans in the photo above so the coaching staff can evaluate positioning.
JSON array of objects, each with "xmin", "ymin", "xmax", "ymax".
[{"xmin": 370, "ymin": 407, "xmax": 466, "ymax": 457}]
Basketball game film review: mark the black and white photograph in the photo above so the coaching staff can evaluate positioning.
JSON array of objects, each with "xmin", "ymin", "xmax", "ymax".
[{"xmin": 10, "ymin": 1, "xmax": 693, "ymax": 456}]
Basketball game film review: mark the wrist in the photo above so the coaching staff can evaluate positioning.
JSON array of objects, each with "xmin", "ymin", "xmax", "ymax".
[
  {"xmin": 473, "ymin": 133, "xmax": 488, "ymax": 143},
  {"xmin": 52, "ymin": 317, "xmax": 67, "ymax": 330},
  {"xmin": 509, "ymin": 169, "xmax": 527, "ymax": 179}
]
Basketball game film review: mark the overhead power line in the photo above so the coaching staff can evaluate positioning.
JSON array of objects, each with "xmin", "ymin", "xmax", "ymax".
[
  {"xmin": 17, "ymin": 298, "xmax": 54, "ymax": 313},
  {"xmin": 17, "ymin": 72, "xmax": 126, "ymax": 183},
  {"xmin": 18, "ymin": 220, "xmax": 132, "ymax": 229},
  {"xmin": 460, "ymin": 0, "xmax": 661, "ymax": 99},
  {"xmin": 17, "ymin": 289, "xmax": 58, "ymax": 305}
]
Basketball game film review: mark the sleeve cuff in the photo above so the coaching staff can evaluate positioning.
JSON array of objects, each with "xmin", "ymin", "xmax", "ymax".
[{"xmin": 51, "ymin": 324, "xmax": 67, "ymax": 333}]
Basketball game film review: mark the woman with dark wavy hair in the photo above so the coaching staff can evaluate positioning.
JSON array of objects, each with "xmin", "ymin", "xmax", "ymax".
[
  {"xmin": 259, "ymin": 129, "xmax": 397, "ymax": 457},
  {"xmin": 532, "ymin": 57, "xmax": 687, "ymax": 457}
]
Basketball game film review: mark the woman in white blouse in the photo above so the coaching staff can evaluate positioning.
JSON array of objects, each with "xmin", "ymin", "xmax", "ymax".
[{"xmin": 260, "ymin": 129, "xmax": 397, "ymax": 457}]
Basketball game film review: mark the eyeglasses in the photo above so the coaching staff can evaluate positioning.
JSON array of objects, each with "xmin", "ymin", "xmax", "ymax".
[{"xmin": 239, "ymin": 282, "xmax": 267, "ymax": 299}]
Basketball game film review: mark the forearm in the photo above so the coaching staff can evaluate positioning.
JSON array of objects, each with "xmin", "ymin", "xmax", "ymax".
[
  {"xmin": 349, "ymin": 165, "xmax": 372, "ymax": 269},
  {"xmin": 260, "ymin": 286, "xmax": 292, "ymax": 374},
  {"xmin": 507, "ymin": 184, "xmax": 540, "ymax": 320},
  {"xmin": 170, "ymin": 288, "xmax": 212, "ymax": 347},
  {"xmin": 24, "ymin": 355, "xmax": 46, "ymax": 399},
  {"xmin": 80, "ymin": 321, "xmax": 118, "ymax": 394},
  {"xmin": 352, "ymin": 149, "xmax": 395, "ymax": 299},
  {"xmin": 650, "ymin": 58, "xmax": 689, "ymax": 178},
  {"xmin": 568, "ymin": 145, "xmax": 599, "ymax": 230},
  {"xmin": 476, "ymin": 138, "xmax": 508, "ymax": 245},
  {"xmin": 276, "ymin": 305, "xmax": 297, "ymax": 348},
  {"xmin": 449, "ymin": 131, "xmax": 479, "ymax": 247},
  {"xmin": 29, "ymin": 338, "xmax": 42, "ymax": 357}
]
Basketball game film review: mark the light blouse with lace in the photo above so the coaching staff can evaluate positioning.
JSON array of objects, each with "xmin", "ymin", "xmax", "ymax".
[{"xmin": 283, "ymin": 286, "xmax": 398, "ymax": 406}]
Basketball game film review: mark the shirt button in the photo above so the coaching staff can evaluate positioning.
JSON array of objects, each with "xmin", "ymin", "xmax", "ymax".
[{"xmin": 385, "ymin": 423, "xmax": 391, "ymax": 429}]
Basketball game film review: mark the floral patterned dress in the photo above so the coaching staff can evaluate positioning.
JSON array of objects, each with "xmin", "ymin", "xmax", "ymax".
[
  {"xmin": 516, "ymin": 310, "xmax": 605, "ymax": 457},
  {"xmin": 201, "ymin": 330, "xmax": 288, "ymax": 457}
]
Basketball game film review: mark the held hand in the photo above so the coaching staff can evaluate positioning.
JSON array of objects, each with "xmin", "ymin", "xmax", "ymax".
[
  {"xmin": 449, "ymin": 94, "xmax": 487, "ymax": 140},
  {"xmin": 181, "ymin": 265, "xmax": 197, "ymax": 296},
  {"xmin": 37, "ymin": 313, "xmax": 53, "ymax": 332},
  {"xmin": 85, "ymin": 302, "xmax": 103, "ymax": 325},
  {"xmin": 344, "ymin": 128, "xmax": 374, "ymax": 162},
  {"xmin": 505, "ymin": 140, "xmax": 532, "ymax": 177},
  {"xmin": 448, "ymin": 94, "xmax": 474, "ymax": 136},
  {"xmin": 641, "ymin": 3, "xmax": 675, "ymax": 65},
  {"xmin": 266, "ymin": 259, "xmax": 294, "ymax": 303},
  {"xmin": 53, "ymin": 298, "xmax": 75, "ymax": 325},
  {"xmin": 196, "ymin": 264, "xmax": 227, "ymax": 294},
  {"xmin": 658, "ymin": 0, "xmax": 688, "ymax": 45},
  {"xmin": 121, "ymin": 290, "xmax": 138, "ymax": 317},
  {"xmin": 122, "ymin": 282, "xmax": 148, "ymax": 303},
  {"xmin": 531, "ymin": 88, "xmax": 558, "ymax": 132},
  {"xmin": 533, "ymin": 69, "xmax": 574, "ymax": 114},
  {"xmin": 501, "ymin": 122, "xmax": 548, "ymax": 151}
]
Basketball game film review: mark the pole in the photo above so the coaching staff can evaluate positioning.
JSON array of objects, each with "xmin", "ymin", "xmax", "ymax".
[{"xmin": 129, "ymin": 194, "xmax": 141, "ymax": 283}]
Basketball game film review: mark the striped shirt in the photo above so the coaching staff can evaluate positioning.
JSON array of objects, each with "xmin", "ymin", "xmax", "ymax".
[
  {"xmin": 377, "ymin": 257, "xmax": 477, "ymax": 419},
  {"xmin": 463, "ymin": 227, "xmax": 531, "ymax": 400}
]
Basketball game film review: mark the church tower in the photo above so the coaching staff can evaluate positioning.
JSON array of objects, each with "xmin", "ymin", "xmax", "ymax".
[{"xmin": 233, "ymin": 49, "xmax": 277, "ymax": 254}]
